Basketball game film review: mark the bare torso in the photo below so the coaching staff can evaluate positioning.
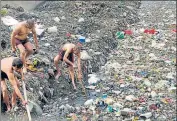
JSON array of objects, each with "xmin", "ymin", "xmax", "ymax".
[
  {"xmin": 13, "ymin": 22, "xmax": 32, "ymax": 40},
  {"xmin": 1, "ymin": 57, "xmax": 17, "ymax": 74},
  {"xmin": 62, "ymin": 43, "xmax": 75, "ymax": 52}
]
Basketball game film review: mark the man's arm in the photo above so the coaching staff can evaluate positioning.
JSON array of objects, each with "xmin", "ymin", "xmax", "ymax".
[
  {"xmin": 63, "ymin": 50, "xmax": 74, "ymax": 66},
  {"xmin": 8, "ymin": 73, "xmax": 25, "ymax": 102},
  {"xmin": 77, "ymin": 53, "xmax": 82, "ymax": 74},
  {"xmin": 11, "ymin": 27, "xmax": 20, "ymax": 51},
  {"xmin": 32, "ymin": 27, "xmax": 38, "ymax": 49}
]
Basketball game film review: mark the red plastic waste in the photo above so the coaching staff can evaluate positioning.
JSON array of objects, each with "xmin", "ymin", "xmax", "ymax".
[
  {"xmin": 149, "ymin": 104, "xmax": 158, "ymax": 110},
  {"xmin": 144, "ymin": 29, "xmax": 156, "ymax": 34},
  {"xmin": 172, "ymin": 29, "xmax": 176, "ymax": 32},
  {"xmin": 66, "ymin": 32, "xmax": 71, "ymax": 37},
  {"xmin": 148, "ymin": 29, "xmax": 156, "ymax": 34},
  {"xmin": 124, "ymin": 30, "xmax": 133, "ymax": 35},
  {"xmin": 144, "ymin": 29, "xmax": 149, "ymax": 33}
]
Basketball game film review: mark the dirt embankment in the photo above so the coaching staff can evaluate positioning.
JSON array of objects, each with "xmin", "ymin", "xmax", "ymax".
[{"xmin": 1, "ymin": 1, "xmax": 44, "ymax": 11}]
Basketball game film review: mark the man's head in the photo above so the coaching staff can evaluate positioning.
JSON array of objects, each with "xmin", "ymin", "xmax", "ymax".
[
  {"xmin": 26, "ymin": 19, "xmax": 35, "ymax": 29},
  {"xmin": 12, "ymin": 58, "xmax": 23, "ymax": 72},
  {"xmin": 73, "ymin": 44, "xmax": 82, "ymax": 55}
]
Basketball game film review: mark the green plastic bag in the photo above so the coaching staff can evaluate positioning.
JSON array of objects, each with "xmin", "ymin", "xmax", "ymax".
[{"xmin": 116, "ymin": 31, "xmax": 125, "ymax": 39}]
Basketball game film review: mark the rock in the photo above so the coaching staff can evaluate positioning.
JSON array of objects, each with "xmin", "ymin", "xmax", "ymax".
[
  {"xmin": 112, "ymin": 90, "xmax": 121, "ymax": 95},
  {"xmin": 41, "ymin": 57, "xmax": 50, "ymax": 65},
  {"xmin": 28, "ymin": 101, "xmax": 34, "ymax": 112},
  {"xmin": 44, "ymin": 43, "xmax": 50, "ymax": 47},
  {"xmin": 29, "ymin": 100, "xmax": 43, "ymax": 115},
  {"xmin": 168, "ymin": 87, "xmax": 176, "ymax": 93},
  {"xmin": 85, "ymin": 38, "xmax": 91, "ymax": 43},
  {"xmin": 35, "ymin": 24, "xmax": 45, "ymax": 36},
  {"xmin": 166, "ymin": 72, "xmax": 174, "ymax": 79},
  {"xmin": 80, "ymin": 50, "xmax": 92, "ymax": 60},
  {"xmin": 1, "ymin": 16, "xmax": 19, "ymax": 26},
  {"xmin": 155, "ymin": 80, "xmax": 168, "ymax": 89},
  {"xmin": 113, "ymin": 103, "xmax": 123, "ymax": 108},
  {"xmin": 151, "ymin": 91, "xmax": 157, "ymax": 98},
  {"xmin": 125, "ymin": 95, "xmax": 136, "ymax": 102},
  {"xmin": 85, "ymin": 85, "xmax": 96, "ymax": 90},
  {"xmin": 140, "ymin": 112, "xmax": 152, "ymax": 119},
  {"xmin": 84, "ymin": 99, "xmax": 94, "ymax": 106},
  {"xmin": 59, "ymin": 104, "xmax": 65, "ymax": 109},
  {"xmin": 88, "ymin": 76, "xmax": 100, "ymax": 85},
  {"xmin": 105, "ymin": 98, "xmax": 114, "ymax": 105},
  {"xmin": 65, "ymin": 104, "xmax": 75, "ymax": 112},
  {"xmin": 156, "ymin": 115, "xmax": 167, "ymax": 120},
  {"xmin": 48, "ymin": 69, "xmax": 54, "ymax": 76},
  {"xmin": 47, "ymin": 26, "xmax": 58, "ymax": 33},
  {"xmin": 144, "ymin": 79, "xmax": 152, "ymax": 87},
  {"xmin": 78, "ymin": 18, "xmax": 84, "ymax": 22},
  {"xmin": 61, "ymin": 16, "xmax": 66, "ymax": 20},
  {"xmin": 120, "ymin": 108, "xmax": 132, "ymax": 116},
  {"xmin": 53, "ymin": 17, "xmax": 60, "ymax": 23}
]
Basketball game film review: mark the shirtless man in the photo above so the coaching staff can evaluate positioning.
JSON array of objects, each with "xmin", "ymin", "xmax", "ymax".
[
  {"xmin": 11, "ymin": 19, "xmax": 39, "ymax": 73},
  {"xmin": 1, "ymin": 57, "xmax": 27, "ymax": 111},
  {"xmin": 54, "ymin": 43, "xmax": 82, "ymax": 90}
]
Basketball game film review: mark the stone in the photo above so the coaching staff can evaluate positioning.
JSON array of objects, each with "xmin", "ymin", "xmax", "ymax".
[
  {"xmin": 84, "ymin": 99, "xmax": 94, "ymax": 106},
  {"xmin": 47, "ymin": 26, "xmax": 58, "ymax": 33},
  {"xmin": 48, "ymin": 69, "xmax": 55, "ymax": 76},
  {"xmin": 44, "ymin": 43, "xmax": 50, "ymax": 47},
  {"xmin": 80, "ymin": 50, "xmax": 92, "ymax": 60},
  {"xmin": 29, "ymin": 100, "xmax": 43, "ymax": 115},
  {"xmin": 140, "ymin": 112, "xmax": 152, "ymax": 119},
  {"xmin": 125, "ymin": 95, "xmax": 136, "ymax": 102},
  {"xmin": 1, "ymin": 16, "xmax": 19, "ymax": 26},
  {"xmin": 151, "ymin": 91, "xmax": 157, "ymax": 98},
  {"xmin": 88, "ymin": 76, "xmax": 100, "ymax": 85},
  {"xmin": 144, "ymin": 79, "xmax": 152, "ymax": 87},
  {"xmin": 53, "ymin": 17, "xmax": 60, "ymax": 23},
  {"xmin": 78, "ymin": 17, "xmax": 84, "ymax": 22}
]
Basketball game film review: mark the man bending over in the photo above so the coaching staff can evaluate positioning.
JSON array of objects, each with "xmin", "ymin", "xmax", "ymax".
[
  {"xmin": 11, "ymin": 19, "xmax": 39, "ymax": 73},
  {"xmin": 1, "ymin": 57, "xmax": 27, "ymax": 112},
  {"xmin": 54, "ymin": 43, "xmax": 82, "ymax": 90}
]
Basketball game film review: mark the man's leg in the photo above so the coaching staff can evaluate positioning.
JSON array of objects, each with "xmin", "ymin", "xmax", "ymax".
[
  {"xmin": 17, "ymin": 44, "xmax": 27, "ymax": 73},
  {"xmin": 1, "ymin": 80, "xmax": 11, "ymax": 111},
  {"xmin": 54, "ymin": 55, "xmax": 62, "ymax": 79},
  {"xmin": 11, "ymin": 78, "xmax": 20, "ymax": 107},
  {"xmin": 24, "ymin": 42, "xmax": 34, "ymax": 59},
  {"xmin": 68, "ymin": 66, "xmax": 77, "ymax": 90}
]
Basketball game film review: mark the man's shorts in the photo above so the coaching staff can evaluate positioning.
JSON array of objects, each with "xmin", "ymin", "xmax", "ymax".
[
  {"xmin": 58, "ymin": 49, "xmax": 74, "ymax": 66},
  {"xmin": 1, "ymin": 71, "xmax": 8, "ymax": 81},
  {"xmin": 15, "ymin": 38, "xmax": 29, "ymax": 46}
]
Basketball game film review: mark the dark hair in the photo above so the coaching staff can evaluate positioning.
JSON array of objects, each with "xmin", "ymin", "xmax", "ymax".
[
  {"xmin": 26, "ymin": 19, "xmax": 35, "ymax": 27},
  {"xmin": 12, "ymin": 58, "xmax": 23, "ymax": 68}
]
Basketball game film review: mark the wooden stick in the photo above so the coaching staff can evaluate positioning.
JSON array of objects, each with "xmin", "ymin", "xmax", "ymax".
[{"xmin": 22, "ymin": 75, "xmax": 32, "ymax": 121}]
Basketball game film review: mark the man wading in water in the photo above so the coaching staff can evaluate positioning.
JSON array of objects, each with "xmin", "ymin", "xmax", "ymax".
[
  {"xmin": 11, "ymin": 19, "xmax": 39, "ymax": 73},
  {"xmin": 1, "ymin": 57, "xmax": 27, "ymax": 112},
  {"xmin": 54, "ymin": 43, "xmax": 82, "ymax": 90}
]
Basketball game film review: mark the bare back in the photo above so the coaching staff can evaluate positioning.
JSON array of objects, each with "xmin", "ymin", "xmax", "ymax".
[
  {"xmin": 62, "ymin": 43, "xmax": 75, "ymax": 52},
  {"xmin": 12, "ymin": 22, "xmax": 33, "ymax": 40},
  {"xmin": 1, "ymin": 57, "xmax": 17, "ymax": 74}
]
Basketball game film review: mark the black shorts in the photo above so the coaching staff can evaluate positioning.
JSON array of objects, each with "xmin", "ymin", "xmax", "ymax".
[
  {"xmin": 1, "ymin": 71, "xmax": 8, "ymax": 81},
  {"xmin": 15, "ymin": 38, "xmax": 29, "ymax": 46},
  {"xmin": 58, "ymin": 49, "xmax": 74, "ymax": 66}
]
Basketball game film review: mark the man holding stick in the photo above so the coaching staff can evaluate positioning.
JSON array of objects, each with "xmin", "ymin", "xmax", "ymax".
[{"xmin": 1, "ymin": 57, "xmax": 27, "ymax": 112}]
